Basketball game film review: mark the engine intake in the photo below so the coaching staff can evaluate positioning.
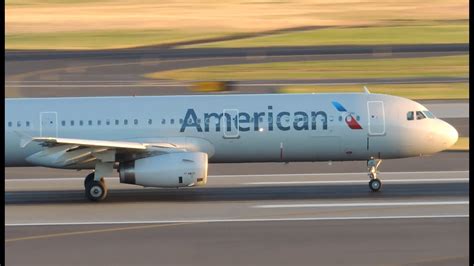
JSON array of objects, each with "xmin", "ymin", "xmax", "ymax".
[{"xmin": 119, "ymin": 152, "xmax": 208, "ymax": 187}]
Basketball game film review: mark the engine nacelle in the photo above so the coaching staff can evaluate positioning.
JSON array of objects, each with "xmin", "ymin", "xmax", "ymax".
[{"xmin": 119, "ymin": 152, "xmax": 208, "ymax": 187}]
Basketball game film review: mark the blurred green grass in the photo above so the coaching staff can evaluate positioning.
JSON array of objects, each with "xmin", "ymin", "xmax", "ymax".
[
  {"xmin": 5, "ymin": 21, "xmax": 468, "ymax": 50},
  {"xmin": 278, "ymin": 83, "xmax": 468, "ymax": 100},
  {"xmin": 146, "ymin": 55, "xmax": 468, "ymax": 81},
  {"xmin": 5, "ymin": 30, "xmax": 229, "ymax": 50},
  {"xmin": 180, "ymin": 22, "xmax": 469, "ymax": 48}
]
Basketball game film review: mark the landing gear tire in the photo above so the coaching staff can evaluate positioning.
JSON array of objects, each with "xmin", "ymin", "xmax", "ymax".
[
  {"xmin": 85, "ymin": 180, "xmax": 108, "ymax": 201},
  {"xmin": 84, "ymin": 172, "xmax": 95, "ymax": 188},
  {"xmin": 369, "ymin": 179, "xmax": 382, "ymax": 192},
  {"xmin": 84, "ymin": 172, "xmax": 108, "ymax": 201}
]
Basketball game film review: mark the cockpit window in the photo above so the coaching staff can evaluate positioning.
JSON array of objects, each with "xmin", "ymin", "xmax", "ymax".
[
  {"xmin": 407, "ymin": 111, "xmax": 414, "ymax": 121},
  {"xmin": 422, "ymin": 111, "xmax": 435, "ymax": 119},
  {"xmin": 416, "ymin": 111, "xmax": 426, "ymax": 120}
]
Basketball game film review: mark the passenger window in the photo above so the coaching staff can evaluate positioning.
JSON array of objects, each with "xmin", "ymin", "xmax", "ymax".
[
  {"xmin": 124, "ymin": 119, "xmax": 128, "ymax": 125},
  {"xmin": 70, "ymin": 120, "xmax": 75, "ymax": 126},
  {"xmin": 197, "ymin": 119, "xmax": 201, "ymax": 124},
  {"xmin": 416, "ymin": 111, "xmax": 426, "ymax": 120},
  {"xmin": 148, "ymin": 119, "xmax": 153, "ymax": 125},
  {"xmin": 26, "ymin": 121, "xmax": 30, "ymax": 127},
  {"xmin": 170, "ymin": 119, "xmax": 175, "ymax": 125},
  {"xmin": 179, "ymin": 119, "xmax": 183, "ymax": 124},
  {"xmin": 97, "ymin": 120, "xmax": 102, "ymax": 126},
  {"xmin": 356, "ymin": 115, "xmax": 360, "ymax": 121},
  {"xmin": 161, "ymin": 119, "xmax": 166, "ymax": 125},
  {"xmin": 407, "ymin": 111, "xmax": 414, "ymax": 121},
  {"xmin": 17, "ymin": 121, "xmax": 21, "ymax": 127},
  {"xmin": 134, "ymin": 119, "xmax": 138, "ymax": 125},
  {"xmin": 106, "ymin": 119, "xmax": 110, "ymax": 126},
  {"xmin": 79, "ymin": 120, "xmax": 84, "ymax": 126},
  {"xmin": 61, "ymin": 120, "xmax": 66, "ymax": 126},
  {"xmin": 8, "ymin": 122, "xmax": 12, "ymax": 127},
  {"xmin": 115, "ymin": 119, "xmax": 119, "ymax": 125}
]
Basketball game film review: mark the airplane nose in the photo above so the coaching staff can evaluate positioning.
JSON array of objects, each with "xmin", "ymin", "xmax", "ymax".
[{"xmin": 443, "ymin": 122, "xmax": 459, "ymax": 149}]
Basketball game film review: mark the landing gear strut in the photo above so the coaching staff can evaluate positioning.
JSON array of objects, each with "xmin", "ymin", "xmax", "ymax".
[
  {"xmin": 367, "ymin": 157, "xmax": 382, "ymax": 192},
  {"xmin": 84, "ymin": 172, "xmax": 108, "ymax": 201}
]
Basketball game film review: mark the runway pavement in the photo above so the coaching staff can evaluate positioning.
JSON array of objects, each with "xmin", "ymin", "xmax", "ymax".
[
  {"xmin": 6, "ymin": 43, "xmax": 468, "ymax": 61},
  {"xmin": 5, "ymin": 151, "xmax": 469, "ymax": 265}
]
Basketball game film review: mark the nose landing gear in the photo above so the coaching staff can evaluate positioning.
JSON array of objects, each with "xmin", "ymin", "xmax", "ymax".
[{"xmin": 368, "ymin": 157, "xmax": 382, "ymax": 192}]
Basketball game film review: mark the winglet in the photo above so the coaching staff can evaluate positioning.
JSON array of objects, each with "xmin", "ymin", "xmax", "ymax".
[
  {"xmin": 363, "ymin": 86, "xmax": 371, "ymax": 94},
  {"xmin": 14, "ymin": 131, "xmax": 33, "ymax": 148}
]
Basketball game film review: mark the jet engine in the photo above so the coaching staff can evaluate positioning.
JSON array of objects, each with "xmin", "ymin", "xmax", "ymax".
[{"xmin": 119, "ymin": 152, "xmax": 208, "ymax": 187}]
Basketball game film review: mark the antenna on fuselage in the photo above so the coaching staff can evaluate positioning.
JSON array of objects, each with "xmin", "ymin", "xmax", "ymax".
[{"xmin": 363, "ymin": 86, "xmax": 371, "ymax": 94}]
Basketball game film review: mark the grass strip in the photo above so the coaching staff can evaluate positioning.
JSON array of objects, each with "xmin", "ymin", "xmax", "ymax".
[
  {"xmin": 5, "ymin": 29, "xmax": 229, "ymax": 50},
  {"xmin": 146, "ymin": 55, "xmax": 468, "ymax": 81},
  {"xmin": 277, "ymin": 83, "xmax": 468, "ymax": 100},
  {"xmin": 447, "ymin": 137, "xmax": 469, "ymax": 151},
  {"xmin": 180, "ymin": 23, "xmax": 468, "ymax": 48}
]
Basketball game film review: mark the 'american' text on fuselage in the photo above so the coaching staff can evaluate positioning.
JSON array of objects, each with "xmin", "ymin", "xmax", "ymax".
[{"xmin": 180, "ymin": 106, "xmax": 328, "ymax": 132}]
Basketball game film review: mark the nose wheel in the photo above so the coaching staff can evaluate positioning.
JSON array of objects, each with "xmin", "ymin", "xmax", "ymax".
[
  {"xmin": 84, "ymin": 172, "xmax": 108, "ymax": 201},
  {"xmin": 369, "ymin": 178, "xmax": 382, "ymax": 192},
  {"xmin": 367, "ymin": 157, "xmax": 382, "ymax": 192}
]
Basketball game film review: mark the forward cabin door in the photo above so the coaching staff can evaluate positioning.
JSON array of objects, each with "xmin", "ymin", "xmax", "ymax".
[
  {"xmin": 222, "ymin": 109, "xmax": 239, "ymax": 139},
  {"xmin": 367, "ymin": 101, "xmax": 385, "ymax": 135},
  {"xmin": 40, "ymin": 111, "xmax": 58, "ymax": 137},
  {"xmin": 367, "ymin": 101, "xmax": 386, "ymax": 158}
]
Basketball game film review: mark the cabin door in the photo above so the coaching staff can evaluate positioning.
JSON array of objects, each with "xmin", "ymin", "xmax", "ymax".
[
  {"xmin": 222, "ymin": 109, "xmax": 239, "ymax": 138},
  {"xmin": 367, "ymin": 101, "xmax": 385, "ymax": 135},
  {"xmin": 40, "ymin": 111, "xmax": 58, "ymax": 137}
]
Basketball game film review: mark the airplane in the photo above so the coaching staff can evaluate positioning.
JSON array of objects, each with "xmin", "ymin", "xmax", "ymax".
[{"xmin": 5, "ymin": 91, "xmax": 459, "ymax": 201}]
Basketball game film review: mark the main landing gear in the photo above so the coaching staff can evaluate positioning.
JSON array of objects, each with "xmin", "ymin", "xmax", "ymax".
[
  {"xmin": 84, "ymin": 172, "xmax": 108, "ymax": 201},
  {"xmin": 367, "ymin": 157, "xmax": 382, "ymax": 192}
]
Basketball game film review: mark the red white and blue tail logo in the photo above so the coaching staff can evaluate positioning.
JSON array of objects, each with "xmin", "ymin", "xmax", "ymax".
[{"xmin": 332, "ymin": 101, "xmax": 363, "ymax": 130}]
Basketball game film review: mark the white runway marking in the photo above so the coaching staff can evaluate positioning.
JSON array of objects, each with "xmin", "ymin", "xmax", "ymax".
[
  {"xmin": 4, "ymin": 170, "xmax": 469, "ymax": 182},
  {"xmin": 5, "ymin": 214, "xmax": 468, "ymax": 227},
  {"xmin": 243, "ymin": 178, "xmax": 468, "ymax": 185},
  {"xmin": 253, "ymin": 201, "xmax": 469, "ymax": 209}
]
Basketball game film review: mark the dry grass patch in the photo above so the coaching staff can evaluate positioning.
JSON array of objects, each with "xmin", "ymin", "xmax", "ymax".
[{"xmin": 6, "ymin": 0, "xmax": 468, "ymax": 34}]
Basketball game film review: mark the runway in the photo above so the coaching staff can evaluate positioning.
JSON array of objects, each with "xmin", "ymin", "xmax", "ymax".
[
  {"xmin": 5, "ymin": 151, "xmax": 469, "ymax": 265},
  {"xmin": 5, "ymin": 43, "xmax": 468, "ymax": 97},
  {"xmin": 6, "ymin": 43, "xmax": 469, "ymax": 61}
]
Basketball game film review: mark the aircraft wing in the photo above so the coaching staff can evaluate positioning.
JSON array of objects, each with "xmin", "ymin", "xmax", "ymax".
[
  {"xmin": 28, "ymin": 136, "xmax": 179, "ymax": 150},
  {"xmin": 21, "ymin": 136, "xmax": 187, "ymax": 168}
]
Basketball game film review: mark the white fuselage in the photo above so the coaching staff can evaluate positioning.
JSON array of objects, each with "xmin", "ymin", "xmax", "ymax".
[{"xmin": 5, "ymin": 93, "xmax": 458, "ymax": 168}]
